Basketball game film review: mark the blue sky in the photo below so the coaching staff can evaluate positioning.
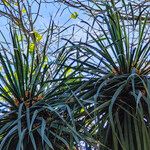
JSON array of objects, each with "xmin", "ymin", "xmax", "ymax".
[
  {"xmin": 0, "ymin": 1, "xmax": 87, "ymax": 51},
  {"xmin": 0, "ymin": 1, "xmax": 149, "ymax": 59}
]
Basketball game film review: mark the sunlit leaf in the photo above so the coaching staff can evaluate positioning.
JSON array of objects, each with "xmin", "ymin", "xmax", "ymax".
[
  {"xmin": 44, "ymin": 56, "xmax": 48, "ymax": 62},
  {"xmin": 0, "ymin": 66, "xmax": 3, "ymax": 71},
  {"xmin": 2, "ymin": 0, "xmax": 10, "ymax": 6},
  {"xmin": 14, "ymin": 2, "xmax": 18, "ymax": 6},
  {"xmin": 29, "ymin": 43, "xmax": 35, "ymax": 53},
  {"xmin": 33, "ymin": 31, "xmax": 42, "ymax": 42},
  {"xmin": 70, "ymin": 12, "xmax": 78, "ymax": 19},
  {"xmin": 22, "ymin": 8, "xmax": 26, "ymax": 14},
  {"xmin": 65, "ymin": 68, "xmax": 73, "ymax": 77},
  {"xmin": 16, "ymin": 34, "xmax": 24, "ymax": 42},
  {"xmin": 80, "ymin": 108, "xmax": 85, "ymax": 113},
  {"xmin": 3, "ymin": 86, "xmax": 9, "ymax": 92}
]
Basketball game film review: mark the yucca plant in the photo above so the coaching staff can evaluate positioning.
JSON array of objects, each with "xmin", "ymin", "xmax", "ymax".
[
  {"xmin": 59, "ymin": 1, "xmax": 150, "ymax": 150},
  {"xmin": 0, "ymin": 25, "xmax": 84, "ymax": 150}
]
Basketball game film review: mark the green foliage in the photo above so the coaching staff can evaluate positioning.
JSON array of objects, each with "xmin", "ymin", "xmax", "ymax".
[
  {"xmin": 0, "ymin": 27, "xmax": 83, "ymax": 150},
  {"xmin": 0, "ymin": 1, "xmax": 150, "ymax": 150},
  {"xmin": 59, "ymin": 1, "xmax": 150, "ymax": 149}
]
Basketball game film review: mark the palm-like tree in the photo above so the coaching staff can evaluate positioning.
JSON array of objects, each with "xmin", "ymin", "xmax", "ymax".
[
  {"xmin": 0, "ymin": 26, "xmax": 83, "ymax": 150},
  {"xmin": 60, "ymin": 2, "xmax": 150, "ymax": 150}
]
